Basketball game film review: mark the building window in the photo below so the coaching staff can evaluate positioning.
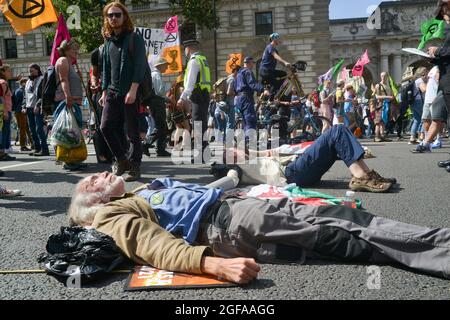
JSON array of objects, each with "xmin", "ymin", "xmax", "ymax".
[
  {"xmin": 4, "ymin": 38, "xmax": 17, "ymax": 59},
  {"xmin": 255, "ymin": 12, "xmax": 273, "ymax": 36},
  {"xmin": 46, "ymin": 37, "xmax": 53, "ymax": 56}
]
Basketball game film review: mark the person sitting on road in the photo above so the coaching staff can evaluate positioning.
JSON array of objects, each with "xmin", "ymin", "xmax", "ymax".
[
  {"xmin": 69, "ymin": 170, "xmax": 450, "ymax": 283},
  {"xmin": 214, "ymin": 125, "xmax": 396, "ymax": 193},
  {"xmin": 259, "ymin": 33, "xmax": 291, "ymax": 100}
]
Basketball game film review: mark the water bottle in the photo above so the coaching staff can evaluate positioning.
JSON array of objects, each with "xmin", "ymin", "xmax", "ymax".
[{"xmin": 343, "ymin": 191, "xmax": 355, "ymax": 208}]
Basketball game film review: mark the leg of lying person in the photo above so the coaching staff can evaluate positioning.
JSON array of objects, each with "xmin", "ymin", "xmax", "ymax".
[
  {"xmin": 284, "ymin": 125, "xmax": 393, "ymax": 192},
  {"xmin": 198, "ymin": 196, "xmax": 450, "ymax": 279}
]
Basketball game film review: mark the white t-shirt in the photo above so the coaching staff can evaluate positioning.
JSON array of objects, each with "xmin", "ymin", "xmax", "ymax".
[
  {"xmin": 425, "ymin": 67, "xmax": 439, "ymax": 105},
  {"xmin": 414, "ymin": 78, "xmax": 425, "ymax": 102}
]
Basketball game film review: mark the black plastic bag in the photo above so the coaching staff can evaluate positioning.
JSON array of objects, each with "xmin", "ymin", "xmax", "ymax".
[{"xmin": 38, "ymin": 226, "xmax": 125, "ymax": 282}]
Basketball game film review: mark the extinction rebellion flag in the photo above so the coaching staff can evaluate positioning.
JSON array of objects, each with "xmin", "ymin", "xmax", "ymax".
[
  {"xmin": 418, "ymin": 18, "xmax": 446, "ymax": 50},
  {"xmin": 0, "ymin": 0, "xmax": 58, "ymax": 35}
]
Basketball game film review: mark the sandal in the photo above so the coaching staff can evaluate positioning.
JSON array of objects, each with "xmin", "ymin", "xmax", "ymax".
[{"xmin": 349, "ymin": 173, "xmax": 392, "ymax": 193}]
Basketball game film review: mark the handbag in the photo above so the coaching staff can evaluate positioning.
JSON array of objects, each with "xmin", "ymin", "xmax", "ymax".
[{"xmin": 56, "ymin": 138, "xmax": 87, "ymax": 163}]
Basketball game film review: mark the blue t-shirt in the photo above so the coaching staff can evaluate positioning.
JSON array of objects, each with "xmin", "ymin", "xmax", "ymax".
[
  {"xmin": 260, "ymin": 44, "xmax": 278, "ymax": 71},
  {"xmin": 136, "ymin": 178, "xmax": 223, "ymax": 244}
]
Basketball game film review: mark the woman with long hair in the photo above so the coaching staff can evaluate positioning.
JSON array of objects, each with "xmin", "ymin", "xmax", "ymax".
[{"xmin": 0, "ymin": 65, "xmax": 16, "ymax": 161}]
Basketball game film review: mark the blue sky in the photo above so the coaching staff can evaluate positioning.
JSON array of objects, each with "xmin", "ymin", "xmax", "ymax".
[{"xmin": 330, "ymin": 0, "xmax": 385, "ymax": 20}]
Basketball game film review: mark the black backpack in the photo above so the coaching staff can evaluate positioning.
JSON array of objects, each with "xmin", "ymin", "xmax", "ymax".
[
  {"xmin": 38, "ymin": 65, "xmax": 59, "ymax": 115},
  {"xmin": 400, "ymin": 80, "xmax": 416, "ymax": 110},
  {"xmin": 128, "ymin": 32, "xmax": 155, "ymax": 106}
]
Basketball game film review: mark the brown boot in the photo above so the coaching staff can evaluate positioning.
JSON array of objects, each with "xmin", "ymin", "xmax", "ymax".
[
  {"xmin": 349, "ymin": 173, "xmax": 392, "ymax": 193},
  {"xmin": 124, "ymin": 163, "xmax": 141, "ymax": 182},
  {"xmin": 112, "ymin": 159, "xmax": 131, "ymax": 176}
]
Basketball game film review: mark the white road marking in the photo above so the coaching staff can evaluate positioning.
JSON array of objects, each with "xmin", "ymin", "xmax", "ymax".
[{"xmin": 0, "ymin": 161, "xmax": 44, "ymax": 170}]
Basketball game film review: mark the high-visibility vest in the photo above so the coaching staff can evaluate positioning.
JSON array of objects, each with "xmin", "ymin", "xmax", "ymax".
[{"xmin": 184, "ymin": 54, "xmax": 211, "ymax": 93}]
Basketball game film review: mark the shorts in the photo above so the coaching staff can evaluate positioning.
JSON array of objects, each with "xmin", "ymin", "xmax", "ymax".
[
  {"xmin": 430, "ymin": 91, "xmax": 448, "ymax": 121},
  {"xmin": 422, "ymin": 103, "xmax": 432, "ymax": 121}
]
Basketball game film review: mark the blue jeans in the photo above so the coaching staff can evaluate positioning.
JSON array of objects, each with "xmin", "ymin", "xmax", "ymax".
[
  {"xmin": 27, "ymin": 109, "xmax": 48, "ymax": 152},
  {"xmin": 410, "ymin": 100, "xmax": 424, "ymax": 137},
  {"xmin": 0, "ymin": 111, "xmax": 11, "ymax": 150},
  {"xmin": 285, "ymin": 125, "xmax": 365, "ymax": 187},
  {"xmin": 226, "ymin": 97, "xmax": 235, "ymax": 130}
]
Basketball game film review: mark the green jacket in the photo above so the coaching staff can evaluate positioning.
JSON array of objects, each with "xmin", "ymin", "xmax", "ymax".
[{"xmin": 102, "ymin": 32, "xmax": 147, "ymax": 96}]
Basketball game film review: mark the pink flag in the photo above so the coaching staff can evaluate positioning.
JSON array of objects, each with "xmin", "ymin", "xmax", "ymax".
[
  {"xmin": 164, "ymin": 16, "xmax": 178, "ymax": 34},
  {"xmin": 50, "ymin": 14, "xmax": 72, "ymax": 66},
  {"xmin": 352, "ymin": 50, "xmax": 370, "ymax": 77},
  {"xmin": 340, "ymin": 68, "xmax": 348, "ymax": 83}
]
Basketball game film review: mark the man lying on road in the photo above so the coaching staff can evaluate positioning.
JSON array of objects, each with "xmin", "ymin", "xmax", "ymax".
[
  {"xmin": 68, "ymin": 171, "xmax": 450, "ymax": 283},
  {"xmin": 213, "ymin": 125, "xmax": 396, "ymax": 192}
]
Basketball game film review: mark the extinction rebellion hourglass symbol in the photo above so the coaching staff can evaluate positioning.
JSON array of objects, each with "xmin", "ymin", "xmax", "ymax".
[{"xmin": 8, "ymin": 0, "xmax": 46, "ymax": 18}]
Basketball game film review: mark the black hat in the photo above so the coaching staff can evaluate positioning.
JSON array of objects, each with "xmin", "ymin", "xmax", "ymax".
[
  {"xmin": 182, "ymin": 39, "xmax": 200, "ymax": 47},
  {"xmin": 244, "ymin": 56, "xmax": 254, "ymax": 63},
  {"xmin": 435, "ymin": 0, "xmax": 449, "ymax": 20}
]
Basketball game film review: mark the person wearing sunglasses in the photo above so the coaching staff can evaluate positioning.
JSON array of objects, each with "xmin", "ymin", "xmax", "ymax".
[{"xmin": 98, "ymin": 1, "xmax": 147, "ymax": 182}]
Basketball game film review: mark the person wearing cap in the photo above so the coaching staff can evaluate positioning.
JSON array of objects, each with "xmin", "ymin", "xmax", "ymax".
[
  {"xmin": 177, "ymin": 39, "xmax": 211, "ymax": 159},
  {"xmin": 428, "ymin": 0, "xmax": 450, "ymax": 170},
  {"xmin": 259, "ymin": 33, "xmax": 291, "ymax": 99},
  {"xmin": 235, "ymin": 57, "xmax": 270, "ymax": 140},
  {"xmin": 148, "ymin": 56, "xmax": 171, "ymax": 157},
  {"xmin": 12, "ymin": 77, "xmax": 33, "ymax": 152}
]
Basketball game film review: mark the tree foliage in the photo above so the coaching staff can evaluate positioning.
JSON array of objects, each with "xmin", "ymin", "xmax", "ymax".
[{"xmin": 169, "ymin": 0, "xmax": 220, "ymax": 30}]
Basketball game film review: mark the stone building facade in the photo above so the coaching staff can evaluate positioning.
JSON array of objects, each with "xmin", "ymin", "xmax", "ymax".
[
  {"xmin": 0, "ymin": 0, "xmax": 331, "ymax": 93},
  {"xmin": 330, "ymin": 0, "xmax": 439, "ymax": 88}
]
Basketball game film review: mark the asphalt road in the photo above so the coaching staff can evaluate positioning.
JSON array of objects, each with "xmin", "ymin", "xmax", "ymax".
[{"xmin": 1, "ymin": 138, "xmax": 449, "ymax": 300}]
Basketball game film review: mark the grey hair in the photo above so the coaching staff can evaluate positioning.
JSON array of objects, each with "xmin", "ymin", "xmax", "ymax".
[{"xmin": 68, "ymin": 178, "xmax": 113, "ymax": 226}]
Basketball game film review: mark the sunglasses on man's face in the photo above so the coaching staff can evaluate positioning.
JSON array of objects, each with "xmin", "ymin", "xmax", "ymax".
[{"xmin": 107, "ymin": 12, "xmax": 122, "ymax": 19}]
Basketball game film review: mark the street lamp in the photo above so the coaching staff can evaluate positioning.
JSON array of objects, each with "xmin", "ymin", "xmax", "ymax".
[{"xmin": 213, "ymin": 0, "xmax": 218, "ymax": 82}]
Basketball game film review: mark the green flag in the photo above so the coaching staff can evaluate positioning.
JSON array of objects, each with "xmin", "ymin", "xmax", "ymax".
[
  {"xmin": 418, "ymin": 18, "xmax": 446, "ymax": 50},
  {"xmin": 331, "ymin": 59, "xmax": 345, "ymax": 81},
  {"xmin": 389, "ymin": 75, "xmax": 399, "ymax": 104}
]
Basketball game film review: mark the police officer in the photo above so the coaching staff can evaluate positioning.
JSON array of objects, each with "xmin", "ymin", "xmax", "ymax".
[
  {"xmin": 177, "ymin": 40, "xmax": 211, "ymax": 158},
  {"xmin": 235, "ymin": 57, "xmax": 270, "ymax": 139}
]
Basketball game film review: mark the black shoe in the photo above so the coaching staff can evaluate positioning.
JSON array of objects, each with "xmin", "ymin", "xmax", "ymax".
[
  {"xmin": 0, "ymin": 154, "xmax": 16, "ymax": 161},
  {"xmin": 142, "ymin": 143, "xmax": 151, "ymax": 157},
  {"xmin": 438, "ymin": 160, "xmax": 450, "ymax": 168},
  {"xmin": 34, "ymin": 150, "xmax": 50, "ymax": 157},
  {"xmin": 63, "ymin": 163, "xmax": 84, "ymax": 171},
  {"xmin": 124, "ymin": 164, "xmax": 141, "ymax": 182},
  {"xmin": 156, "ymin": 150, "xmax": 171, "ymax": 157}
]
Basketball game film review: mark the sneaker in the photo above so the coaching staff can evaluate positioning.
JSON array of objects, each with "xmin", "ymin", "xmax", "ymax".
[
  {"xmin": 431, "ymin": 140, "xmax": 442, "ymax": 149},
  {"xmin": 408, "ymin": 139, "xmax": 419, "ymax": 145},
  {"xmin": 374, "ymin": 136, "xmax": 383, "ymax": 142},
  {"xmin": 20, "ymin": 147, "xmax": 31, "ymax": 152},
  {"xmin": 411, "ymin": 143, "xmax": 431, "ymax": 153},
  {"xmin": 349, "ymin": 174, "xmax": 393, "ymax": 193},
  {"xmin": 0, "ymin": 188, "xmax": 22, "ymax": 198},
  {"xmin": 396, "ymin": 136, "xmax": 405, "ymax": 141}
]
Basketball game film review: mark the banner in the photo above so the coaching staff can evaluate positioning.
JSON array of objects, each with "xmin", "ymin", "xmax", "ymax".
[
  {"xmin": 389, "ymin": 74, "xmax": 399, "ymax": 103},
  {"xmin": 50, "ymin": 13, "xmax": 73, "ymax": 66},
  {"xmin": 225, "ymin": 53, "xmax": 243, "ymax": 74},
  {"xmin": 352, "ymin": 50, "xmax": 370, "ymax": 77},
  {"xmin": 318, "ymin": 59, "xmax": 345, "ymax": 91},
  {"xmin": 1, "ymin": 0, "xmax": 58, "ymax": 35},
  {"xmin": 418, "ymin": 18, "xmax": 446, "ymax": 50},
  {"xmin": 136, "ymin": 16, "xmax": 182, "ymax": 75}
]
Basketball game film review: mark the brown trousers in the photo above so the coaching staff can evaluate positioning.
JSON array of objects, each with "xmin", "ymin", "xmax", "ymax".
[{"xmin": 14, "ymin": 111, "xmax": 33, "ymax": 148}]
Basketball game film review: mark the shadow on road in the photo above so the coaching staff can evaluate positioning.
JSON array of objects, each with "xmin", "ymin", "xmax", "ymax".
[{"xmin": 0, "ymin": 196, "xmax": 71, "ymax": 217}]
